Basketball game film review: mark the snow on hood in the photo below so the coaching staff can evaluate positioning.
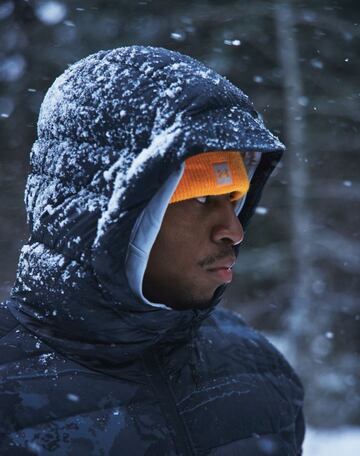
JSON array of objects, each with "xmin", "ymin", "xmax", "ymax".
[{"xmin": 9, "ymin": 46, "xmax": 284, "ymax": 366}]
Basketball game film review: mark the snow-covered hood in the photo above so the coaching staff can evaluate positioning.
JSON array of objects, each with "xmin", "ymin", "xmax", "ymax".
[{"xmin": 9, "ymin": 46, "xmax": 284, "ymax": 367}]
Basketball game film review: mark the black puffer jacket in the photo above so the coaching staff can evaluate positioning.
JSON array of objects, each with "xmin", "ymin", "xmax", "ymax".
[{"xmin": 0, "ymin": 46, "xmax": 304, "ymax": 455}]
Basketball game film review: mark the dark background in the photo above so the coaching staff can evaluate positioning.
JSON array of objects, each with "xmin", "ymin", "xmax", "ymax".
[{"xmin": 0, "ymin": 0, "xmax": 359, "ymax": 433}]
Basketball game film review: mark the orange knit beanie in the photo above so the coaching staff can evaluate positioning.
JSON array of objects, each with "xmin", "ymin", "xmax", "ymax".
[{"xmin": 170, "ymin": 151, "xmax": 249, "ymax": 204}]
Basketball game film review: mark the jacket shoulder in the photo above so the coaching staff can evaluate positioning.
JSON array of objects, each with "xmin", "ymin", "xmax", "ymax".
[
  {"xmin": 186, "ymin": 308, "xmax": 305, "ymax": 455},
  {"xmin": 201, "ymin": 307, "xmax": 302, "ymax": 385}
]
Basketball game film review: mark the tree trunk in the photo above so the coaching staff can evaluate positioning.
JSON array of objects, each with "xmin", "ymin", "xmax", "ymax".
[{"xmin": 274, "ymin": 2, "xmax": 316, "ymax": 362}]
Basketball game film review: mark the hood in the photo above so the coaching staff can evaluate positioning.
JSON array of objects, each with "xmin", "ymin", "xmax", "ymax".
[{"xmin": 9, "ymin": 46, "xmax": 284, "ymax": 369}]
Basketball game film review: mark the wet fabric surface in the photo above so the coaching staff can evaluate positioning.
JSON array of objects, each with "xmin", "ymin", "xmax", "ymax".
[{"xmin": 0, "ymin": 304, "xmax": 304, "ymax": 455}]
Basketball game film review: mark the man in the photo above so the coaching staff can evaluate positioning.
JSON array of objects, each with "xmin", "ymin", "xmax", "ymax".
[{"xmin": 0, "ymin": 46, "xmax": 304, "ymax": 455}]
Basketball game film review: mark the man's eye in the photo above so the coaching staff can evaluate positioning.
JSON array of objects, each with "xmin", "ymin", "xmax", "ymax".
[{"xmin": 196, "ymin": 196, "xmax": 207, "ymax": 204}]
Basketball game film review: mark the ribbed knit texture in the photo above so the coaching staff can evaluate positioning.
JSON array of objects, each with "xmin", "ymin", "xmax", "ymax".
[{"xmin": 170, "ymin": 151, "xmax": 249, "ymax": 203}]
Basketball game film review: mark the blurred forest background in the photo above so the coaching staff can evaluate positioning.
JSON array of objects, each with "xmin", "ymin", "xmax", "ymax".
[{"xmin": 0, "ymin": 0, "xmax": 359, "ymax": 443}]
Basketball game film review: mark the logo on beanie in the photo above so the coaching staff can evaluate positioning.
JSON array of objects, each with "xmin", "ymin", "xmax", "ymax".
[{"xmin": 213, "ymin": 162, "xmax": 233, "ymax": 186}]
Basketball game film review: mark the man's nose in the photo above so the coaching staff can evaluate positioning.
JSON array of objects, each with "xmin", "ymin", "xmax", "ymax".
[{"xmin": 211, "ymin": 201, "xmax": 244, "ymax": 246}]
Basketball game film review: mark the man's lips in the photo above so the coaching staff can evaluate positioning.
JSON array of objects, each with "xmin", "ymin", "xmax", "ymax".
[
  {"xmin": 206, "ymin": 257, "xmax": 236, "ymax": 283},
  {"xmin": 207, "ymin": 257, "xmax": 236, "ymax": 270},
  {"xmin": 207, "ymin": 267, "xmax": 233, "ymax": 283}
]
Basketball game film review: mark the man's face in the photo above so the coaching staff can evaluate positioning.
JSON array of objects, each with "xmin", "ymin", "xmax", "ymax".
[{"xmin": 143, "ymin": 194, "xmax": 244, "ymax": 310}]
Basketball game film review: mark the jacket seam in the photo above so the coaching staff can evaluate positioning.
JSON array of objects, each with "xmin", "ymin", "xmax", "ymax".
[
  {"xmin": 142, "ymin": 352, "xmax": 196, "ymax": 455},
  {"xmin": 158, "ymin": 361, "xmax": 197, "ymax": 455},
  {"xmin": 0, "ymin": 323, "xmax": 20, "ymax": 342}
]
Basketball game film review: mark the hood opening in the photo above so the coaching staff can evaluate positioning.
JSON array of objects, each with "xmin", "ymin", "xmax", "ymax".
[{"xmin": 125, "ymin": 150, "xmax": 262, "ymax": 310}]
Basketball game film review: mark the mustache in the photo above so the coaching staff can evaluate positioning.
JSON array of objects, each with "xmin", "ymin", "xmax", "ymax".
[{"xmin": 198, "ymin": 248, "xmax": 236, "ymax": 268}]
